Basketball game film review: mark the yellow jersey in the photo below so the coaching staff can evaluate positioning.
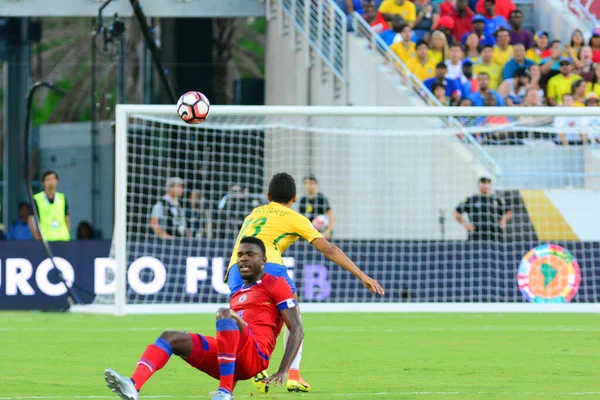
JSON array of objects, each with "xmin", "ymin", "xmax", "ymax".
[
  {"xmin": 472, "ymin": 62, "xmax": 503, "ymax": 90},
  {"xmin": 378, "ymin": 0, "xmax": 417, "ymax": 23},
  {"xmin": 227, "ymin": 202, "xmax": 323, "ymax": 271},
  {"xmin": 390, "ymin": 41, "xmax": 416, "ymax": 64},
  {"xmin": 547, "ymin": 74, "xmax": 583, "ymax": 104},
  {"xmin": 586, "ymin": 82, "xmax": 600, "ymax": 98},
  {"xmin": 406, "ymin": 57, "xmax": 437, "ymax": 81},
  {"xmin": 428, "ymin": 49, "xmax": 445, "ymax": 65},
  {"xmin": 492, "ymin": 45, "xmax": 514, "ymax": 67}
]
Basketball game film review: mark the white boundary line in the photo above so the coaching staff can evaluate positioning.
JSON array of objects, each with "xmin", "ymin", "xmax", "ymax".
[
  {"xmin": 2, "ymin": 392, "xmax": 600, "ymax": 399},
  {"xmin": 70, "ymin": 303, "xmax": 600, "ymax": 315}
]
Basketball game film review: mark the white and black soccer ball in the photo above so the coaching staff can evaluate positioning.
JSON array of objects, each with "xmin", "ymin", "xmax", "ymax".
[
  {"xmin": 312, "ymin": 214, "xmax": 329, "ymax": 233},
  {"xmin": 176, "ymin": 91, "xmax": 210, "ymax": 124}
]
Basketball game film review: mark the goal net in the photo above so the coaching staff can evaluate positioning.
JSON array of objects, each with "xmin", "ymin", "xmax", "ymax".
[{"xmin": 83, "ymin": 105, "xmax": 600, "ymax": 315}]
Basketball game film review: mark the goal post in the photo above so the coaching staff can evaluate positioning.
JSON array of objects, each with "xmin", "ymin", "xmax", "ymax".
[{"xmin": 71, "ymin": 105, "xmax": 600, "ymax": 315}]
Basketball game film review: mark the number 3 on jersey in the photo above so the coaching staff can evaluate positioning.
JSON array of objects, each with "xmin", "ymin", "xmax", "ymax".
[{"xmin": 235, "ymin": 217, "xmax": 267, "ymax": 246}]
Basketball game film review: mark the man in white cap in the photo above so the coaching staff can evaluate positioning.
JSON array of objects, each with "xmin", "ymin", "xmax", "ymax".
[{"xmin": 149, "ymin": 177, "xmax": 190, "ymax": 239}]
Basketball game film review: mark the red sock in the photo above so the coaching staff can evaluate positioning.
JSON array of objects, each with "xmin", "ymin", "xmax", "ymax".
[
  {"xmin": 130, "ymin": 338, "xmax": 172, "ymax": 391},
  {"xmin": 216, "ymin": 318, "xmax": 240, "ymax": 394},
  {"xmin": 288, "ymin": 369, "xmax": 300, "ymax": 381}
]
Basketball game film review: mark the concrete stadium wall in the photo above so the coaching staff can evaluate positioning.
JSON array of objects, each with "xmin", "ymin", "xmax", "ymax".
[{"xmin": 38, "ymin": 122, "xmax": 114, "ymax": 239}]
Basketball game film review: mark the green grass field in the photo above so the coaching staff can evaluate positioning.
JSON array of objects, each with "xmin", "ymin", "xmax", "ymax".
[{"xmin": 1, "ymin": 312, "xmax": 599, "ymax": 400}]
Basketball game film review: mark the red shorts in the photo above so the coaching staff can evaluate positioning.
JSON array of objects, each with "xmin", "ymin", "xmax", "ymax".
[{"xmin": 186, "ymin": 326, "xmax": 269, "ymax": 381}]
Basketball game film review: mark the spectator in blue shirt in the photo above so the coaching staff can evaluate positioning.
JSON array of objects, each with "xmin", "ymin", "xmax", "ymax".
[
  {"xmin": 482, "ymin": 0, "xmax": 509, "ymax": 37},
  {"xmin": 459, "ymin": 59, "xmax": 478, "ymax": 98},
  {"xmin": 424, "ymin": 62, "xmax": 462, "ymax": 99},
  {"xmin": 6, "ymin": 202, "xmax": 34, "ymax": 240},
  {"xmin": 470, "ymin": 71, "xmax": 505, "ymax": 106},
  {"xmin": 380, "ymin": 15, "xmax": 419, "ymax": 46},
  {"xmin": 462, "ymin": 15, "xmax": 496, "ymax": 47},
  {"xmin": 502, "ymin": 43, "xmax": 535, "ymax": 80}
]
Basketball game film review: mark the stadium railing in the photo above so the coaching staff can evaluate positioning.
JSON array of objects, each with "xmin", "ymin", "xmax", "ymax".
[{"xmin": 272, "ymin": 0, "xmax": 347, "ymax": 83}]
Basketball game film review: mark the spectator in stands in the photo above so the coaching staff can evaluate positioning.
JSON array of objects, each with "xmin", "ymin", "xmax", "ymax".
[
  {"xmin": 546, "ymin": 57, "xmax": 582, "ymax": 106},
  {"xmin": 568, "ymin": 29, "xmax": 585, "ymax": 59},
  {"xmin": 30, "ymin": 171, "xmax": 70, "ymax": 242},
  {"xmin": 475, "ymin": 0, "xmax": 515, "ymax": 19},
  {"xmin": 6, "ymin": 202, "xmax": 33, "ymax": 240},
  {"xmin": 429, "ymin": 30, "xmax": 450, "ymax": 63},
  {"xmin": 481, "ymin": 0, "xmax": 510, "ymax": 37},
  {"xmin": 440, "ymin": 0, "xmax": 474, "ymax": 42},
  {"xmin": 363, "ymin": 1, "xmax": 389, "ymax": 34},
  {"xmin": 571, "ymin": 79, "xmax": 586, "ymax": 106},
  {"xmin": 390, "ymin": 23, "xmax": 416, "ymax": 62},
  {"xmin": 299, "ymin": 175, "xmax": 335, "ymax": 239},
  {"xmin": 581, "ymin": 92, "xmax": 600, "ymax": 145},
  {"xmin": 413, "ymin": 0, "xmax": 439, "ymax": 40},
  {"xmin": 554, "ymin": 93, "xmax": 584, "ymax": 145},
  {"xmin": 446, "ymin": 43, "xmax": 465, "ymax": 78},
  {"xmin": 527, "ymin": 64, "xmax": 545, "ymax": 103},
  {"xmin": 432, "ymin": 82, "xmax": 451, "ymax": 105},
  {"xmin": 77, "ymin": 221, "xmax": 96, "ymax": 240},
  {"xmin": 498, "ymin": 67, "xmax": 530, "ymax": 105},
  {"xmin": 586, "ymin": 64, "xmax": 600, "ymax": 97},
  {"xmin": 424, "ymin": 62, "xmax": 462, "ymax": 99},
  {"xmin": 502, "ymin": 43, "xmax": 534, "ymax": 80},
  {"xmin": 508, "ymin": 10, "xmax": 533, "ymax": 50},
  {"xmin": 459, "ymin": 59, "xmax": 479, "ymax": 97},
  {"xmin": 407, "ymin": 40, "xmax": 437, "ymax": 81},
  {"xmin": 464, "ymin": 32, "xmax": 482, "ymax": 62},
  {"xmin": 589, "ymin": 27, "xmax": 600, "ymax": 63},
  {"xmin": 517, "ymin": 88, "xmax": 552, "ymax": 129},
  {"xmin": 462, "ymin": 15, "xmax": 495, "ymax": 47},
  {"xmin": 432, "ymin": 17, "xmax": 455, "ymax": 45},
  {"xmin": 470, "ymin": 71, "xmax": 504, "ymax": 106},
  {"xmin": 150, "ymin": 177, "xmax": 190, "ymax": 239},
  {"xmin": 526, "ymin": 31, "xmax": 550, "ymax": 64},
  {"xmin": 453, "ymin": 176, "xmax": 512, "ymax": 241},
  {"xmin": 187, "ymin": 189, "xmax": 212, "ymax": 238},
  {"xmin": 473, "ymin": 45, "xmax": 502, "ymax": 89},
  {"xmin": 574, "ymin": 46, "xmax": 594, "ymax": 81},
  {"xmin": 492, "ymin": 27, "xmax": 513, "ymax": 67},
  {"xmin": 379, "ymin": 0, "xmax": 416, "ymax": 25},
  {"xmin": 380, "ymin": 15, "xmax": 418, "ymax": 45},
  {"xmin": 540, "ymin": 40, "xmax": 567, "ymax": 75}
]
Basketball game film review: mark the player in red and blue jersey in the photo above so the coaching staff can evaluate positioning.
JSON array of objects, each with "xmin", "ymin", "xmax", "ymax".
[
  {"xmin": 226, "ymin": 172, "xmax": 385, "ymax": 393},
  {"xmin": 103, "ymin": 237, "xmax": 303, "ymax": 400}
]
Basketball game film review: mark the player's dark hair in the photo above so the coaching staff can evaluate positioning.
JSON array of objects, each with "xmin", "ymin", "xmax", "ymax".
[
  {"xmin": 240, "ymin": 236, "xmax": 266, "ymax": 256},
  {"xmin": 268, "ymin": 172, "xmax": 296, "ymax": 203},
  {"xmin": 42, "ymin": 170, "xmax": 58, "ymax": 182}
]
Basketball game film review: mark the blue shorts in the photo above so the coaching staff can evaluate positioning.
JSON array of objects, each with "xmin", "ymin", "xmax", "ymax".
[{"xmin": 228, "ymin": 262, "xmax": 296, "ymax": 295}]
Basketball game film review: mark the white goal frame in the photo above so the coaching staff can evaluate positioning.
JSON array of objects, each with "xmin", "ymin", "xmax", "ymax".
[{"xmin": 71, "ymin": 105, "xmax": 600, "ymax": 316}]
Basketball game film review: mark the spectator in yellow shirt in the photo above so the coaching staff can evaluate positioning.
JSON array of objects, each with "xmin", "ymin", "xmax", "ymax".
[
  {"xmin": 390, "ymin": 24, "xmax": 417, "ymax": 64},
  {"xmin": 546, "ymin": 57, "xmax": 582, "ymax": 106},
  {"xmin": 585, "ymin": 63, "xmax": 600, "ymax": 98},
  {"xmin": 406, "ymin": 40, "xmax": 437, "ymax": 81},
  {"xmin": 379, "ymin": 0, "xmax": 417, "ymax": 25},
  {"xmin": 493, "ymin": 27, "xmax": 514, "ymax": 67},
  {"xmin": 473, "ymin": 45, "xmax": 503, "ymax": 89},
  {"xmin": 572, "ymin": 79, "xmax": 586, "ymax": 106},
  {"xmin": 429, "ymin": 30, "xmax": 449, "ymax": 64}
]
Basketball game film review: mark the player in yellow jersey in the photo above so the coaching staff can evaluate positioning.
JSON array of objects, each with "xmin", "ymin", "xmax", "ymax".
[{"xmin": 225, "ymin": 172, "xmax": 385, "ymax": 393}]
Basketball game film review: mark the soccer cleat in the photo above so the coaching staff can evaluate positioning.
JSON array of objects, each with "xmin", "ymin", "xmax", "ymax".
[
  {"xmin": 211, "ymin": 390, "xmax": 234, "ymax": 400},
  {"xmin": 104, "ymin": 368, "xmax": 139, "ymax": 400},
  {"xmin": 252, "ymin": 370, "xmax": 270, "ymax": 393},
  {"xmin": 287, "ymin": 378, "xmax": 312, "ymax": 393}
]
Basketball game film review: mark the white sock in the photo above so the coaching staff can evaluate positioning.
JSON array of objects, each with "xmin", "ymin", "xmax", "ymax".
[{"xmin": 284, "ymin": 316, "xmax": 303, "ymax": 371}]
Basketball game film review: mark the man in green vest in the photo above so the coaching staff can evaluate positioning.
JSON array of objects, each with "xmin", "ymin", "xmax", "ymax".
[{"xmin": 29, "ymin": 170, "xmax": 71, "ymax": 241}]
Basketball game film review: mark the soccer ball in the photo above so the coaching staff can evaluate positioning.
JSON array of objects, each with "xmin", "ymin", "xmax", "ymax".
[
  {"xmin": 176, "ymin": 91, "xmax": 210, "ymax": 124},
  {"xmin": 312, "ymin": 214, "xmax": 329, "ymax": 233}
]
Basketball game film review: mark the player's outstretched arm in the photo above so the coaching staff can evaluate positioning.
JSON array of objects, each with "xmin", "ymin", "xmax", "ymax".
[
  {"xmin": 311, "ymin": 237, "xmax": 385, "ymax": 295},
  {"xmin": 264, "ymin": 307, "xmax": 304, "ymax": 387}
]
